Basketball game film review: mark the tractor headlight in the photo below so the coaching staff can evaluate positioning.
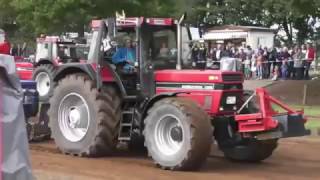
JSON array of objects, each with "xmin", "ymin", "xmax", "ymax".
[{"xmin": 226, "ymin": 96, "xmax": 236, "ymax": 105}]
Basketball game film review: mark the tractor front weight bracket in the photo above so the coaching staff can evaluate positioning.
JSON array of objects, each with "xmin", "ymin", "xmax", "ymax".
[{"xmin": 235, "ymin": 88, "xmax": 310, "ymax": 139}]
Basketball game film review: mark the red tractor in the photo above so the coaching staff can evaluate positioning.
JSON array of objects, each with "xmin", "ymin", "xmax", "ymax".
[
  {"xmin": 32, "ymin": 36, "xmax": 87, "ymax": 101},
  {"xmin": 48, "ymin": 15, "xmax": 309, "ymax": 171}
]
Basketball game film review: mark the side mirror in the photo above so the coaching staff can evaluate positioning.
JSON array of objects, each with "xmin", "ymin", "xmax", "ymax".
[{"xmin": 178, "ymin": 13, "xmax": 186, "ymax": 24}]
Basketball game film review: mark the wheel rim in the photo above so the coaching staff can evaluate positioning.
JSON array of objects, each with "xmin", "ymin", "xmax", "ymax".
[
  {"xmin": 35, "ymin": 72, "xmax": 51, "ymax": 96},
  {"xmin": 154, "ymin": 114, "xmax": 184, "ymax": 156},
  {"xmin": 58, "ymin": 93, "xmax": 90, "ymax": 142}
]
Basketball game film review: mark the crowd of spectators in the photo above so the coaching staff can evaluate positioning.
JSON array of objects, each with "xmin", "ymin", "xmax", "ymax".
[{"xmin": 191, "ymin": 42, "xmax": 317, "ymax": 81}]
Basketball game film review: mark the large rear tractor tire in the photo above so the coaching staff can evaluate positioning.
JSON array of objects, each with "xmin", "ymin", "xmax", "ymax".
[
  {"xmin": 144, "ymin": 98, "xmax": 213, "ymax": 171},
  {"xmin": 48, "ymin": 74, "xmax": 121, "ymax": 157},
  {"xmin": 32, "ymin": 64, "xmax": 57, "ymax": 102}
]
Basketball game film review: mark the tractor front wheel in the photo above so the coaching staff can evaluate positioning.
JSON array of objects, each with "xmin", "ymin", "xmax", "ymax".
[
  {"xmin": 220, "ymin": 90, "xmax": 277, "ymax": 162},
  {"xmin": 214, "ymin": 116, "xmax": 278, "ymax": 162},
  {"xmin": 221, "ymin": 139, "xmax": 278, "ymax": 162},
  {"xmin": 32, "ymin": 64, "xmax": 56, "ymax": 101},
  {"xmin": 144, "ymin": 98, "xmax": 212, "ymax": 170}
]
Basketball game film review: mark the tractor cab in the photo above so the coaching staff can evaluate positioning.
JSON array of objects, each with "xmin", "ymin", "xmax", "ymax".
[
  {"xmin": 91, "ymin": 17, "xmax": 178, "ymax": 70},
  {"xmin": 33, "ymin": 35, "xmax": 90, "ymax": 101},
  {"xmin": 88, "ymin": 16, "xmax": 244, "ymax": 108},
  {"xmin": 35, "ymin": 36, "xmax": 79, "ymax": 64},
  {"xmin": 89, "ymin": 17, "xmax": 183, "ymax": 96}
]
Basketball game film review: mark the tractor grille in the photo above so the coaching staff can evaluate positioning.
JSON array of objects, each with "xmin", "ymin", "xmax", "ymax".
[
  {"xmin": 215, "ymin": 83, "xmax": 243, "ymax": 90},
  {"xmin": 222, "ymin": 74, "xmax": 243, "ymax": 82}
]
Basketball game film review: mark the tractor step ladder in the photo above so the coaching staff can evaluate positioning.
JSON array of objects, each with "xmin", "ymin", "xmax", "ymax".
[
  {"xmin": 123, "ymin": 95, "xmax": 137, "ymax": 102},
  {"xmin": 118, "ymin": 109, "xmax": 134, "ymax": 141}
]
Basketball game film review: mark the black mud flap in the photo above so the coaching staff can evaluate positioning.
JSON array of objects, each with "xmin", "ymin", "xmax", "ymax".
[{"xmin": 274, "ymin": 114, "xmax": 311, "ymax": 138}]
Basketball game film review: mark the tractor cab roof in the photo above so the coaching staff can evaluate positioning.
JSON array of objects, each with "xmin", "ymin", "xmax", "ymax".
[
  {"xmin": 91, "ymin": 17, "xmax": 177, "ymax": 29},
  {"xmin": 37, "ymin": 36, "xmax": 75, "ymax": 44}
]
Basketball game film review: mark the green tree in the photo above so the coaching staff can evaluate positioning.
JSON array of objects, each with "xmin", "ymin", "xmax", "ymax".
[
  {"xmin": 189, "ymin": 0, "xmax": 320, "ymax": 45},
  {"xmin": 0, "ymin": 0, "xmax": 17, "ymax": 34},
  {"xmin": 10, "ymin": 0, "xmax": 177, "ymax": 37}
]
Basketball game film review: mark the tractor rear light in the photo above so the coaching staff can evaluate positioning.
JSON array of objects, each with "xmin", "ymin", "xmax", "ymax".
[{"xmin": 146, "ymin": 18, "xmax": 173, "ymax": 26}]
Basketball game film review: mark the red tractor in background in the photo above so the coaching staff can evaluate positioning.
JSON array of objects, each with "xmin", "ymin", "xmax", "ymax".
[
  {"xmin": 32, "ymin": 36, "xmax": 88, "ymax": 101},
  {"xmin": 48, "ymin": 15, "xmax": 310, "ymax": 171},
  {"xmin": 1, "ymin": 29, "xmax": 34, "ymax": 79}
]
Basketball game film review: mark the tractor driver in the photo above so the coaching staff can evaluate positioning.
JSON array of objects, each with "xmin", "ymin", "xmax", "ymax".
[{"xmin": 112, "ymin": 38, "xmax": 136, "ymax": 73}]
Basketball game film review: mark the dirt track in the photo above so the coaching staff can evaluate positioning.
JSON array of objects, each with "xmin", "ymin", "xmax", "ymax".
[
  {"xmin": 31, "ymin": 80, "xmax": 320, "ymax": 180},
  {"xmin": 31, "ymin": 138, "xmax": 320, "ymax": 180}
]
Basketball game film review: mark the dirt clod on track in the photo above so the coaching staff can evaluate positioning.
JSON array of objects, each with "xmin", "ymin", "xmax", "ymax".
[{"xmin": 31, "ymin": 138, "xmax": 320, "ymax": 180}]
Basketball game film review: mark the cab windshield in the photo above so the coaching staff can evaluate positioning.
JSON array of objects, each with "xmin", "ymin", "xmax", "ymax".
[{"xmin": 141, "ymin": 25, "xmax": 177, "ymax": 70}]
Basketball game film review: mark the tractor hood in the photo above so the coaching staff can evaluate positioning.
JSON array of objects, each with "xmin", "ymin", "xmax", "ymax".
[{"xmin": 155, "ymin": 70, "xmax": 243, "ymax": 84}]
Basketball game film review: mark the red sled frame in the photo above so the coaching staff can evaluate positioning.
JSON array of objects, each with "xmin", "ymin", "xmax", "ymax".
[{"xmin": 235, "ymin": 88, "xmax": 307, "ymax": 133}]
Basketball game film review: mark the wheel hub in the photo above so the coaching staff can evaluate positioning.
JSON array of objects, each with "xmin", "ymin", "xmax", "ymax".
[
  {"xmin": 170, "ymin": 126, "xmax": 183, "ymax": 142},
  {"xmin": 154, "ymin": 114, "xmax": 184, "ymax": 156},
  {"xmin": 58, "ymin": 93, "xmax": 90, "ymax": 142},
  {"xmin": 36, "ymin": 72, "xmax": 51, "ymax": 97},
  {"xmin": 68, "ymin": 107, "xmax": 81, "ymax": 128}
]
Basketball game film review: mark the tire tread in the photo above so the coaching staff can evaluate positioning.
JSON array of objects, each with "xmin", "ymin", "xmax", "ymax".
[
  {"xmin": 144, "ymin": 97, "xmax": 212, "ymax": 171},
  {"xmin": 49, "ymin": 74, "xmax": 121, "ymax": 157}
]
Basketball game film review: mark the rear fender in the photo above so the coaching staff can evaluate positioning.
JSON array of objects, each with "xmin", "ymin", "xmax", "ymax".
[
  {"xmin": 54, "ymin": 64, "xmax": 127, "ymax": 97},
  {"xmin": 35, "ymin": 59, "xmax": 56, "ymax": 67},
  {"xmin": 53, "ymin": 64, "xmax": 96, "ymax": 82},
  {"xmin": 93, "ymin": 63, "xmax": 127, "ymax": 97}
]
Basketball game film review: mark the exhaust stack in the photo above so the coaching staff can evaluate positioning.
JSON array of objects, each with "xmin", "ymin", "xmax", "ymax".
[{"xmin": 176, "ymin": 14, "xmax": 186, "ymax": 70}]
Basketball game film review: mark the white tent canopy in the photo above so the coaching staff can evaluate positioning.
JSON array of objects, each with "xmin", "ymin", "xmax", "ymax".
[
  {"xmin": 203, "ymin": 25, "xmax": 275, "ymax": 49},
  {"xmin": 203, "ymin": 31, "xmax": 248, "ymax": 40}
]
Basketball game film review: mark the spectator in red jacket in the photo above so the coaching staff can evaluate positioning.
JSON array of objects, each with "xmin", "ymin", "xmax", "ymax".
[
  {"xmin": 0, "ymin": 35, "xmax": 11, "ymax": 55},
  {"xmin": 305, "ymin": 43, "xmax": 316, "ymax": 79}
]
